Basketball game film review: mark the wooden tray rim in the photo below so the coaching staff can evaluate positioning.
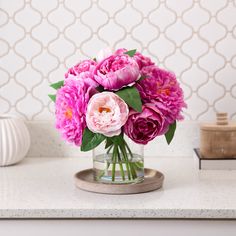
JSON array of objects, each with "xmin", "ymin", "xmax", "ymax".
[{"xmin": 74, "ymin": 168, "xmax": 164, "ymax": 195}]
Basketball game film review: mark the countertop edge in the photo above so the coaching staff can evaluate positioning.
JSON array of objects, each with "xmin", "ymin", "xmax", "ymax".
[{"xmin": 1, "ymin": 209, "xmax": 236, "ymax": 219}]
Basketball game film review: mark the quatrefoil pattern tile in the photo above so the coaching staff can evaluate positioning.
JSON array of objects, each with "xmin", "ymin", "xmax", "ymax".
[{"xmin": 1, "ymin": 0, "xmax": 236, "ymax": 120}]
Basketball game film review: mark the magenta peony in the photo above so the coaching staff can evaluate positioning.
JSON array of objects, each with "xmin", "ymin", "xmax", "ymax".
[
  {"xmin": 115, "ymin": 48, "xmax": 154, "ymax": 69},
  {"xmin": 136, "ymin": 65, "xmax": 186, "ymax": 124},
  {"xmin": 124, "ymin": 104, "xmax": 169, "ymax": 144},
  {"xmin": 86, "ymin": 92, "xmax": 129, "ymax": 137},
  {"xmin": 65, "ymin": 59, "xmax": 97, "ymax": 79},
  {"xmin": 55, "ymin": 79, "xmax": 97, "ymax": 146},
  {"xmin": 94, "ymin": 54, "xmax": 140, "ymax": 90},
  {"xmin": 133, "ymin": 52, "xmax": 155, "ymax": 70},
  {"xmin": 76, "ymin": 71, "xmax": 98, "ymax": 88},
  {"xmin": 65, "ymin": 59, "xmax": 98, "ymax": 89}
]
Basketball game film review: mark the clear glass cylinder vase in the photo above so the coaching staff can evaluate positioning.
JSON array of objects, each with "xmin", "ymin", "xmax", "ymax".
[{"xmin": 93, "ymin": 137, "xmax": 144, "ymax": 184}]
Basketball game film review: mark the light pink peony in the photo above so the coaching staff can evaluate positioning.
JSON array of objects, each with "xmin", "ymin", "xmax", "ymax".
[
  {"xmin": 55, "ymin": 79, "xmax": 97, "ymax": 146},
  {"xmin": 96, "ymin": 48, "xmax": 112, "ymax": 62},
  {"xmin": 86, "ymin": 92, "xmax": 129, "ymax": 137},
  {"xmin": 94, "ymin": 54, "xmax": 140, "ymax": 90},
  {"xmin": 136, "ymin": 65, "xmax": 186, "ymax": 124},
  {"xmin": 115, "ymin": 48, "xmax": 154, "ymax": 69},
  {"xmin": 124, "ymin": 104, "xmax": 169, "ymax": 144},
  {"xmin": 65, "ymin": 59, "xmax": 97, "ymax": 79}
]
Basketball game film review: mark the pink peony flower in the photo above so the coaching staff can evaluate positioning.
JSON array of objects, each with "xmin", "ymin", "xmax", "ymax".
[
  {"xmin": 136, "ymin": 65, "xmax": 186, "ymax": 124},
  {"xmin": 65, "ymin": 59, "xmax": 99, "ymax": 89},
  {"xmin": 114, "ymin": 48, "xmax": 127, "ymax": 55},
  {"xmin": 65, "ymin": 59, "xmax": 97, "ymax": 79},
  {"xmin": 94, "ymin": 54, "xmax": 140, "ymax": 90},
  {"xmin": 76, "ymin": 71, "xmax": 98, "ymax": 88},
  {"xmin": 124, "ymin": 104, "xmax": 169, "ymax": 145},
  {"xmin": 134, "ymin": 52, "xmax": 155, "ymax": 69},
  {"xmin": 86, "ymin": 92, "xmax": 129, "ymax": 137},
  {"xmin": 55, "ymin": 79, "xmax": 97, "ymax": 146},
  {"xmin": 96, "ymin": 48, "xmax": 112, "ymax": 62},
  {"xmin": 115, "ymin": 48, "xmax": 154, "ymax": 69}
]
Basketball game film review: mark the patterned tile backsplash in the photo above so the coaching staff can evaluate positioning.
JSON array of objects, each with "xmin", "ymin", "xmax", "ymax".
[{"xmin": 1, "ymin": 0, "xmax": 236, "ymax": 121}]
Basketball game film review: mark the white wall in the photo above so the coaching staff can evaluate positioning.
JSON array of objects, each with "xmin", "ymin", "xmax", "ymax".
[{"xmin": 1, "ymin": 0, "xmax": 236, "ymax": 121}]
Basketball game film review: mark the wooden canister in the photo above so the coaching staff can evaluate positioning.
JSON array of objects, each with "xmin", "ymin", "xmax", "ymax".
[{"xmin": 200, "ymin": 113, "xmax": 236, "ymax": 159}]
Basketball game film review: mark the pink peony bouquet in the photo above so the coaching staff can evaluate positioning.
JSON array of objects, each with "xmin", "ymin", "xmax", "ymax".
[{"xmin": 49, "ymin": 48, "xmax": 186, "ymax": 183}]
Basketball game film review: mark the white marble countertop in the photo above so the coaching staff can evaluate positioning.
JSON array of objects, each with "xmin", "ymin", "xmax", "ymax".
[{"xmin": 0, "ymin": 157, "xmax": 236, "ymax": 219}]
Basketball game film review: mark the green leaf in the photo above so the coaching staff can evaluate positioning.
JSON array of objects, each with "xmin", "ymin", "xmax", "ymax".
[
  {"xmin": 50, "ymin": 80, "xmax": 64, "ymax": 90},
  {"xmin": 48, "ymin": 94, "xmax": 56, "ymax": 102},
  {"xmin": 165, "ymin": 121, "xmax": 176, "ymax": 145},
  {"xmin": 81, "ymin": 128, "xmax": 106, "ymax": 152},
  {"xmin": 96, "ymin": 85, "xmax": 104, "ymax": 92},
  {"xmin": 124, "ymin": 49, "xmax": 137, "ymax": 57},
  {"xmin": 116, "ymin": 86, "xmax": 142, "ymax": 112},
  {"xmin": 105, "ymin": 138, "xmax": 113, "ymax": 149},
  {"xmin": 111, "ymin": 134, "xmax": 124, "ymax": 146}
]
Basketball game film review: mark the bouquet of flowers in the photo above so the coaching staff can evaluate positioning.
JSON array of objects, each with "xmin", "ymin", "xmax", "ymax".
[{"xmin": 49, "ymin": 48, "xmax": 186, "ymax": 183}]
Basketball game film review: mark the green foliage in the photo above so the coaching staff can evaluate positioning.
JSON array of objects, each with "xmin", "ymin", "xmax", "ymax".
[
  {"xmin": 96, "ymin": 86, "xmax": 104, "ymax": 92},
  {"xmin": 50, "ymin": 80, "xmax": 64, "ymax": 90},
  {"xmin": 165, "ymin": 121, "xmax": 177, "ymax": 145},
  {"xmin": 48, "ymin": 80, "xmax": 64, "ymax": 102},
  {"xmin": 81, "ymin": 128, "xmax": 106, "ymax": 152},
  {"xmin": 116, "ymin": 86, "xmax": 142, "ymax": 112},
  {"xmin": 48, "ymin": 94, "xmax": 56, "ymax": 102},
  {"xmin": 124, "ymin": 49, "xmax": 137, "ymax": 57},
  {"xmin": 105, "ymin": 138, "xmax": 113, "ymax": 149}
]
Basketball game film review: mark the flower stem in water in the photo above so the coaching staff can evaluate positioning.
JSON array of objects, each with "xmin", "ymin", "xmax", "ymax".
[
  {"xmin": 117, "ymin": 146, "xmax": 125, "ymax": 181},
  {"xmin": 111, "ymin": 145, "xmax": 117, "ymax": 181}
]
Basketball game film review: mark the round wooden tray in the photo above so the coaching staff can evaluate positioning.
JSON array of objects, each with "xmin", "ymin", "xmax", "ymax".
[{"xmin": 74, "ymin": 168, "xmax": 164, "ymax": 195}]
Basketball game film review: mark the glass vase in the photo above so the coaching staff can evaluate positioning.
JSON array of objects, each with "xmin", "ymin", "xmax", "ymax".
[{"xmin": 93, "ymin": 136, "xmax": 144, "ymax": 184}]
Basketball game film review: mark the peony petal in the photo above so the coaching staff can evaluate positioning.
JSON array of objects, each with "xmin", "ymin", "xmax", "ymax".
[
  {"xmin": 94, "ymin": 54, "xmax": 140, "ymax": 90},
  {"xmin": 86, "ymin": 92, "xmax": 129, "ymax": 137},
  {"xmin": 96, "ymin": 47, "xmax": 113, "ymax": 62}
]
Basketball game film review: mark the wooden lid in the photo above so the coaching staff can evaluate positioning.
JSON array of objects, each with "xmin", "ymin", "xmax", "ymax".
[
  {"xmin": 200, "ymin": 122, "xmax": 236, "ymax": 131},
  {"xmin": 200, "ymin": 113, "xmax": 236, "ymax": 131}
]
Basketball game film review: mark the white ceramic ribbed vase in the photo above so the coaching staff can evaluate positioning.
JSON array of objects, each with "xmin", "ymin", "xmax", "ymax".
[{"xmin": 0, "ymin": 115, "xmax": 30, "ymax": 166}]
